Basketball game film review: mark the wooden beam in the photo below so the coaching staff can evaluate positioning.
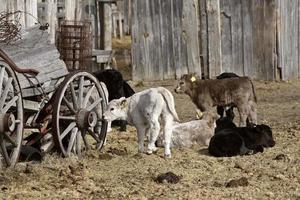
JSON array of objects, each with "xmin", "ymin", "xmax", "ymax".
[{"xmin": 206, "ymin": 0, "xmax": 222, "ymax": 78}]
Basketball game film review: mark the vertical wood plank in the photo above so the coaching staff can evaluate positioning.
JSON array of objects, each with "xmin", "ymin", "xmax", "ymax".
[
  {"xmin": 199, "ymin": 0, "xmax": 209, "ymax": 78},
  {"xmin": 183, "ymin": 0, "xmax": 201, "ymax": 77},
  {"xmin": 242, "ymin": 0, "xmax": 254, "ymax": 77},
  {"xmin": 206, "ymin": 0, "xmax": 222, "ymax": 78}
]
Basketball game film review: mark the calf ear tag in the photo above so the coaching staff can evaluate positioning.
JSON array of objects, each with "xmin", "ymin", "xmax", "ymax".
[{"xmin": 190, "ymin": 76, "xmax": 196, "ymax": 82}]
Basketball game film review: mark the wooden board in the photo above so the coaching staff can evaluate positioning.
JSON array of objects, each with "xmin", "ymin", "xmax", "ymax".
[
  {"xmin": 201, "ymin": 0, "xmax": 277, "ymax": 80},
  {"xmin": 0, "ymin": 26, "xmax": 69, "ymax": 94},
  {"xmin": 277, "ymin": 0, "xmax": 299, "ymax": 80},
  {"xmin": 131, "ymin": 0, "xmax": 201, "ymax": 81}
]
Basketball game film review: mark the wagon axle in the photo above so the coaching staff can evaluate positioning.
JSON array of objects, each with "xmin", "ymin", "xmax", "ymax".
[
  {"xmin": 76, "ymin": 109, "xmax": 97, "ymax": 130},
  {"xmin": 0, "ymin": 113, "xmax": 16, "ymax": 133}
]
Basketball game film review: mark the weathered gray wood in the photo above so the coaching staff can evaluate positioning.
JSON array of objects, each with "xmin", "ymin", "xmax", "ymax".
[
  {"xmin": 183, "ymin": 0, "xmax": 201, "ymax": 77},
  {"xmin": 131, "ymin": 0, "xmax": 201, "ymax": 81},
  {"xmin": 199, "ymin": 0, "xmax": 208, "ymax": 79},
  {"xmin": 25, "ymin": 0, "xmax": 38, "ymax": 28},
  {"xmin": 277, "ymin": 0, "xmax": 299, "ymax": 80},
  {"xmin": 206, "ymin": 0, "xmax": 222, "ymax": 78},
  {"xmin": 123, "ymin": 0, "xmax": 131, "ymax": 34},
  {"xmin": 241, "ymin": 0, "xmax": 254, "ymax": 77},
  {"xmin": 0, "ymin": 26, "xmax": 68, "ymax": 94}
]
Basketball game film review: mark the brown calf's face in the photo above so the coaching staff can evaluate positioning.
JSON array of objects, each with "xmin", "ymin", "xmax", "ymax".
[{"xmin": 174, "ymin": 74, "xmax": 198, "ymax": 94}]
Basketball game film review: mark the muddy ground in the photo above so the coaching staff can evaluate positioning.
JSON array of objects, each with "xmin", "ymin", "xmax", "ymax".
[
  {"xmin": 0, "ymin": 78, "xmax": 299, "ymax": 199},
  {"xmin": 0, "ymin": 37, "xmax": 299, "ymax": 199}
]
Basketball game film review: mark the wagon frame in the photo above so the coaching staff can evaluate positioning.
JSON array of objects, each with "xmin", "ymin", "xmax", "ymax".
[{"xmin": 0, "ymin": 27, "xmax": 108, "ymax": 168}]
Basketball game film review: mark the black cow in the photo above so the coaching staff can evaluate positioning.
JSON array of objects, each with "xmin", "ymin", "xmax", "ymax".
[
  {"xmin": 214, "ymin": 116, "xmax": 237, "ymax": 134},
  {"xmin": 216, "ymin": 72, "xmax": 240, "ymax": 119},
  {"xmin": 209, "ymin": 124, "xmax": 275, "ymax": 157},
  {"xmin": 93, "ymin": 69, "xmax": 135, "ymax": 131}
]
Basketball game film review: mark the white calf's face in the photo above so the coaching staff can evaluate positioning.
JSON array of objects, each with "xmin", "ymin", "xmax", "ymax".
[{"xmin": 103, "ymin": 98, "xmax": 128, "ymax": 122}]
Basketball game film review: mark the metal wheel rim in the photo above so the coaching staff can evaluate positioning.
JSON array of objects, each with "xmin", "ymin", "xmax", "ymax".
[
  {"xmin": 52, "ymin": 71, "xmax": 108, "ymax": 157},
  {"xmin": 0, "ymin": 63, "xmax": 23, "ymax": 168}
]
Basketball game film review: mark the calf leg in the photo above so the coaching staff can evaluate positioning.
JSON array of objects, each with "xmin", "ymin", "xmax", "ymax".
[
  {"xmin": 163, "ymin": 115, "xmax": 173, "ymax": 158},
  {"xmin": 237, "ymin": 106, "xmax": 248, "ymax": 127},
  {"xmin": 136, "ymin": 125, "xmax": 146, "ymax": 153},
  {"xmin": 147, "ymin": 115, "xmax": 160, "ymax": 154},
  {"xmin": 248, "ymin": 102, "xmax": 257, "ymax": 125}
]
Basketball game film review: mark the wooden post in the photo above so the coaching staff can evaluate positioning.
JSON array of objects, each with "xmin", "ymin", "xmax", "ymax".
[
  {"xmin": 99, "ymin": 1, "xmax": 112, "ymax": 50},
  {"xmin": 16, "ymin": 0, "xmax": 26, "ymax": 27},
  {"xmin": 123, "ymin": 0, "xmax": 131, "ymax": 34},
  {"xmin": 0, "ymin": 0, "xmax": 7, "ymax": 13},
  {"xmin": 25, "ymin": 0, "xmax": 38, "ymax": 28},
  {"xmin": 46, "ymin": 0, "xmax": 57, "ymax": 44},
  {"xmin": 206, "ymin": 0, "xmax": 222, "ymax": 78},
  {"xmin": 199, "ymin": 0, "xmax": 208, "ymax": 79},
  {"xmin": 65, "ymin": 0, "xmax": 76, "ymax": 20},
  {"xmin": 118, "ymin": 11, "xmax": 123, "ymax": 38}
]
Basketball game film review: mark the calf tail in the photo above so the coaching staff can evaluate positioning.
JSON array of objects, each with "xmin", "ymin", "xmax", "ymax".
[
  {"xmin": 158, "ymin": 87, "xmax": 180, "ymax": 122},
  {"xmin": 249, "ymin": 78, "xmax": 257, "ymax": 102}
]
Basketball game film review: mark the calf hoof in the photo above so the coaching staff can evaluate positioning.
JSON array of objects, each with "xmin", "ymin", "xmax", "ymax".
[
  {"xmin": 146, "ymin": 150, "xmax": 153, "ymax": 155},
  {"xmin": 164, "ymin": 154, "xmax": 172, "ymax": 159}
]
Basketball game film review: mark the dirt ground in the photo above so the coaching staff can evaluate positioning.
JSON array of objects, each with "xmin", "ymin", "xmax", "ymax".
[{"xmin": 0, "ymin": 78, "xmax": 299, "ymax": 199}]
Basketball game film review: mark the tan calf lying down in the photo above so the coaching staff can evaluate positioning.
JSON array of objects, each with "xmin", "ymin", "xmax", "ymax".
[{"xmin": 156, "ymin": 112, "xmax": 219, "ymax": 148}]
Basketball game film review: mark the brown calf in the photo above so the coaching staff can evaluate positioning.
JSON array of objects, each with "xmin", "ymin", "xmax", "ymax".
[{"xmin": 174, "ymin": 74, "xmax": 257, "ymax": 127}]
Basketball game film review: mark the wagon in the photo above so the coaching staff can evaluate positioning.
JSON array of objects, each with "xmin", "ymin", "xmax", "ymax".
[{"xmin": 0, "ymin": 26, "xmax": 108, "ymax": 168}]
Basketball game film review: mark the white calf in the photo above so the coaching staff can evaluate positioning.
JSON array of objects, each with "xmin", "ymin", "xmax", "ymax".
[
  {"xmin": 103, "ymin": 87, "xmax": 180, "ymax": 158},
  {"xmin": 156, "ymin": 111, "xmax": 219, "ymax": 148}
]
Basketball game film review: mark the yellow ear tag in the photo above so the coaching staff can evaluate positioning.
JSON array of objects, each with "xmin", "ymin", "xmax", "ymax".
[{"xmin": 190, "ymin": 76, "xmax": 196, "ymax": 82}]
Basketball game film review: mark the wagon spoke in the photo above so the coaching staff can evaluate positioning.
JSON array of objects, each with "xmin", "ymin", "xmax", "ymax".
[
  {"xmin": 83, "ymin": 84, "xmax": 95, "ymax": 108},
  {"xmin": 0, "ymin": 77, "xmax": 12, "ymax": 110},
  {"xmin": 69, "ymin": 82, "xmax": 78, "ymax": 110},
  {"xmin": 81, "ymin": 132, "xmax": 90, "ymax": 150},
  {"xmin": 62, "ymin": 96, "xmax": 76, "ymax": 114},
  {"xmin": 87, "ymin": 128, "xmax": 100, "ymax": 142},
  {"xmin": 0, "ymin": 135, "xmax": 10, "ymax": 166},
  {"xmin": 0, "ymin": 67, "xmax": 5, "ymax": 94},
  {"xmin": 86, "ymin": 98, "xmax": 102, "ymax": 111},
  {"xmin": 2, "ymin": 96, "xmax": 18, "ymax": 113},
  {"xmin": 78, "ymin": 76, "xmax": 84, "ymax": 108},
  {"xmin": 67, "ymin": 127, "xmax": 78, "ymax": 155},
  {"xmin": 75, "ymin": 130, "xmax": 82, "ymax": 155},
  {"xmin": 3, "ymin": 132, "xmax": 17, "ymax": 147},
  {"xmin": 60, "ymin": 122, "xmax": 76, "ymax": 140},
  {"xmin": 59, "ymin": 115, "xmax": 76, "ymax": 121}
]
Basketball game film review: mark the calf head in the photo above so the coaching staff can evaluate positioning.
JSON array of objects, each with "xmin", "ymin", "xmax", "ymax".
[
  {"xmin": 215, "ymin": 116, "xmax": 237, "ymax": 133},
  {"xmin": 174, "ymin": 73, "xmax": 199, "ymax": 94},
  {"xmin": 103, "ymin": 97, "xmax": 128, "ymax": 122},
  {"xmin": 253, "ymin": 124, "xmax": 275, "ymax": 148}
]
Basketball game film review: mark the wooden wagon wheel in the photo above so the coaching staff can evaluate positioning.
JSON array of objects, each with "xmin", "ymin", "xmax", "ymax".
[
  {"xmin": 0, "ymin": 63, "xmax": 23, "ymax": 167},
  {"xmin": 52, "ymin": 71, "xmax": 108, "ymax": 157}
]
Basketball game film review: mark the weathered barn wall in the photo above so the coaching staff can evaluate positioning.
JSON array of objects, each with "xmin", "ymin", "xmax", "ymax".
[
  {"xmin": 277, "ymin": 0, "xmax": 300, "ymax": 80},
  {"xmin": 131, "ymin": 0, "xmax": 201, "ymax": 81},
  {"xmin": 200, "ymin": 0, "xmax": 277, "ymax": 80}
]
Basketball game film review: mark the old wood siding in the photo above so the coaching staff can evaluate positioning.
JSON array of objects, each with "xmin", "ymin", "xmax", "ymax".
[
  {"xmin": 131, "ymin": 0, "xmax": 201, "ymax": 81},
  {"xmin": 0, "ymin": 26, "xmax": 68, "ymax": 97},
  {"xmin": 200, "ymin": 0, "xmax": 277, "ymax": 80},
  {"xmin": 277, "ymin": 0, "xmax": 300, "ymax": 80}
]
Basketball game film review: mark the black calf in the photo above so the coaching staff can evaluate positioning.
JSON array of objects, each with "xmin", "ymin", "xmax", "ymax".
[
  {"xmin": 209, "ymin": 124, "xmax": 275, "ymax": 157},
  {"xmin": 93, "ymin": 69, "xmax": 135, "ymax": 131}
]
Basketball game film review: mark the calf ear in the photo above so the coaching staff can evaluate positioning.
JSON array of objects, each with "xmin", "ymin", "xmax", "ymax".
[{"xmin": 120, "ymin": 99, "xmax": 128, "ymax": 108}]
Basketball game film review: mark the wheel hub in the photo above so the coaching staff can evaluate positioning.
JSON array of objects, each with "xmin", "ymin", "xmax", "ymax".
[
  {"xmin": 76, "ymin": 109, "xmax": 97, "ymax": 130},
  {"xmin": 0, "ymin": 113, "xmax": 16, "ymax": 133}
]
